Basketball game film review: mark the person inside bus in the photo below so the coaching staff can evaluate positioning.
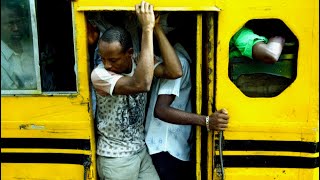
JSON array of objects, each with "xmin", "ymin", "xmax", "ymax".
[
  {"xmin": 1, "ymin": 0, "xmax": 37, "ymax": 90},
  {"xmin": 229, "ymin": 26, "xmax": 285, "ymax": 64},
  {"xmin": 90, "ymin": 1, "xmax": 183, "ymax": 179},
  {"xmin": 144, "ymin": 13, "xmax": 230, "ymax": 180}
]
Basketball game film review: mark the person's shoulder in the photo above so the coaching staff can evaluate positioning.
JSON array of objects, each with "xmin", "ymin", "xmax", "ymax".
[
  {"xmin": 174, "ymin": 43, "xmax": 192, "ymax": 63},
  {"xmin": 92, "ymin": 64, "xmax": 113, "ymax": 77},
  {"xmin": 1, "ymin": 41, "xmax": 13, "ymax": 60},
  {"xmin": 177, "ymin": 53, "xmax": 191, "ymax": 69},
  {"xmin": 178, "ymin": 54, "xmax": 189, "ymax": 63}
]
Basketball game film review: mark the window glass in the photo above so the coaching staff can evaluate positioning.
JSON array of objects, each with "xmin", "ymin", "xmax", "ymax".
[
  {"xmin": 1, "ymin": 0, "xmax": 77, "ymax": 95},
  {"xmin": 1, "ymin": 0, "xmax": 40, "ymax": 92}
]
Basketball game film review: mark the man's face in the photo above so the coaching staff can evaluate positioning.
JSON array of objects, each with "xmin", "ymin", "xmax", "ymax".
[
  {"xmin": 1, "ymin": 8, "xmax": 24, "ymax": 43},
  {"xmin": 98, "ymin": 41, "xmax": 133, "ymax": 74}
]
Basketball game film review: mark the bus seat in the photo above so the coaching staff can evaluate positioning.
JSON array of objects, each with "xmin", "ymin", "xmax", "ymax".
[{"xmin": 230, "ymin": 42, "xmax": 296, "ymax": 81}]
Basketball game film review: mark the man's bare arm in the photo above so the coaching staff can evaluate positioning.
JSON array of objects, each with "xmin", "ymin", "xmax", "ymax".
[
  {"xmin": 153, "ymin": 15, "xmax": 182, "ymax": 79},
  {"xmin": 113, "ymin": 1, "xmax": 155, "ymax": 95},
  {"xmin": 154, "ymin": 94, "xmax": 229, "ymax": 131}
]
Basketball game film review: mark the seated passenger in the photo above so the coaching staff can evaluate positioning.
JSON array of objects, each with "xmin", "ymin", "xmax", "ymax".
[
  {"xmin": 229, "ymin": 27, "xmax": 285, "ymax": 64},
  {"xmin": 1, "ymin": 0, "xmax": 37, "ymax": 90}
]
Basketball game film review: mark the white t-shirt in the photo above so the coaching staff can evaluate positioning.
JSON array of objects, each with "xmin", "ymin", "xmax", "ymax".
[
  {"xmin": 145, "ymin": 44, "xmax": 193, "ymax": 161},
  {"xmin": 91, "ymin": 53, "xmax": 160, "ymax": 157}
]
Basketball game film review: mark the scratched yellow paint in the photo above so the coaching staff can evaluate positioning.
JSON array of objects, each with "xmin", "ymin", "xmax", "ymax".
[
  {"xmin": 214, "ymin": 0, "xmax": 319, "ymax": 179},
  {"xmin": 1, "ymin": 148, "xmax": 92, "ymax": 155},
  {"xmin": 0, "ymin": 2, "xmax": 96, "ymax": 180},
  {"xmin": 1, "ymin": 0, "xmax": 318, "ymax": 180},
  {"xmin": 215, "ymin": 151, "xmax": 319, "ymax": 158},
  {"xmin": 195, "ymin": 14, "xmax": 203, "ymax": 180},
  {"xmin": 1, "ymin": 163, "xmax": 84, "ymax": 180},
  {"xmin": 215, "ymin": 0, "xmax": 319, "ymax": 141},
  {"xmin": 73, "ymin": 5, "xmax": 98, "ymax": 179}
]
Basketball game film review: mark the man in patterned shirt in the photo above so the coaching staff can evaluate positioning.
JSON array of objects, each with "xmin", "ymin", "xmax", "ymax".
[{"xmin": 90, "ymin": 1, "xmax": 182, "ymax": 179}]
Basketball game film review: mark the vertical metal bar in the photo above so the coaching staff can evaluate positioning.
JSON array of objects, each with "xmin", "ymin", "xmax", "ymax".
[{"xmin": 196, "ymin": 13, "xmax": 203, "ymax": 180}]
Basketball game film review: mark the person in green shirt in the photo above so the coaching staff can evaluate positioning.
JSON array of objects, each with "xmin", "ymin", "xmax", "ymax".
[{"xmin": 229, "ymin": 27, "xmax": 285, "ymax": 64}]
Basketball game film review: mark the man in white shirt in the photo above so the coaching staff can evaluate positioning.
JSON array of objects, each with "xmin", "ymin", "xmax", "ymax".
[
  {"xmin": 87, "ymin": 10, "xmax": 142, "ymax": 118},
  {"xmin": 90, "ymin": 1, "xmax": 183, "ymax": 179},
  {"xmin": 144, "ymin": 14, "xmax": 230, "ymax": 180},
  {"xmin": 1, "ymin": 1, "xmax": 37, "ymax": 90}
]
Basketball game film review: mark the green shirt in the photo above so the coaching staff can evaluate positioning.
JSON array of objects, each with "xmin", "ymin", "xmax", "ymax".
[{"xmin": 229, "ymin": 27, "xmax": 268, "ymax": 59}]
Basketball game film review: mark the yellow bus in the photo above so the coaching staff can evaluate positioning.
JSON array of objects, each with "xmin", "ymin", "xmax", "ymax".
[{"xmin": 1, "ymin": 0, "xmax": 318, "ymax": 179}]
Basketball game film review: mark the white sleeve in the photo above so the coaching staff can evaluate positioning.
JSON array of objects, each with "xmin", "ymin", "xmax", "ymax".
[
  {"xmin": 91, "ymin": 65, "xmax": 123, "ymax": 96},
  {"xmin": 158, "ymin": 78, "xmax": 181, "ymax": 97}
]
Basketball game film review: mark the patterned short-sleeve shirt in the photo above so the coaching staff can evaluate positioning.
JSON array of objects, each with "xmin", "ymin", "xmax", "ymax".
[{"xmin": 91, "ymin": 53, "xmax": 160, "ymax": 157}]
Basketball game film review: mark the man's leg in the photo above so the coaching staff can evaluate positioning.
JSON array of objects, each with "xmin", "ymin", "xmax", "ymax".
[
  {"xmin": 151, "ymin": 152, "xmax": 195, "ymax": 180},
  {"xmin": 138, "ymin": 148, "xmax": 160, "ymax": 180},
  {"xmin": 97, "ymin": 154, "xmax": 140, "ymax": 180},
  {"xmin": 150, "ymin": 152, "xmax": 179, "ymax": 180}
]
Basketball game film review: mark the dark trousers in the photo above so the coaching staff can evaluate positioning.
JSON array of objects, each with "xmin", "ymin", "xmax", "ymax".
[{"xmin": 151, "ymin": 152, "xmax": 196, "ymax": 180}]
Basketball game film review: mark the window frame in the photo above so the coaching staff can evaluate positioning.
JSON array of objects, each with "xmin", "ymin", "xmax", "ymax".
[{"xmin": 1, "ymin": 0, "xmax": 42, "ymax": 95}]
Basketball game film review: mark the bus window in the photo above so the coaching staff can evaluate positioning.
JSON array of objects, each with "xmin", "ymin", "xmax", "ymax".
[
  {"xmin": 1, "ymin": 0, "xmax": 76, "ymax": 95},
  {"xmin": 36, "ymin": 0, "xmax": 76, "ymax": 92},
  {"xmin": 1, "ymin": 0, "xmax": 41, "ymax": 93},
  {"xmin": 228, "ymin": 19, "xmax": 298, "ymax": 97}
]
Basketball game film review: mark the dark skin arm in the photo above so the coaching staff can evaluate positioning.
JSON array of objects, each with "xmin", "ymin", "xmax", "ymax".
[
  {"xmin": 154, "ymin": 94, "xmax": 229, "ymax": 131},
  {"xmin": 153, "ymin": 14, "xmax": 183, "ymax": 79},
  {"xmin": 87, "ymin": 21, "xmax": 99, "ymax": 47},
  {"xmin": 112, "ymin": 1, "xmax": 155, "ymax": 95}
]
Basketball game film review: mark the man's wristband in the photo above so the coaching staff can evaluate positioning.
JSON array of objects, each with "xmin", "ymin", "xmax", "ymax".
[{"xmin": 205, "ymin": 116, "xmax": 210, "ymax": 132}]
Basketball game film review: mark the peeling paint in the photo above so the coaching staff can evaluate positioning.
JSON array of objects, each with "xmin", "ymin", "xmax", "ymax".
[
  {"xmin": 19, "ymin": 124, "xmax": 45, "ymax": 130},
  {"xmin": 67, "ymin": 94, "xmax": 78, "ymax": 99},
  {"xmin": 46, "ymin": 131, "xmax": 60, "ymax": 133}
]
